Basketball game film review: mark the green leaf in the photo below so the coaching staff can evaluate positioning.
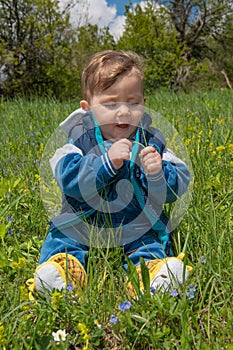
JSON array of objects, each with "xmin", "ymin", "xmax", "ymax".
[
  {"xmin": 0, "ymin": 249, "xmax": 9, "ymax": 267},
  {"xmin": 0, "ymin": 180, "xmax": 9, "ymax": 198},
  {"xmin": 139, "ymin": 257, "xmax": 150, "ymax": 296},
  {"xmin": 125, "ymin": 256, "xmax": 140, "ymax": 296},
  {"xmin": 0, "ymin": 223, "xmax": 7, "ymax": 240},
  {"xmin": 13, "ymin": 178, "xmax": 23, "ymax": 189}
]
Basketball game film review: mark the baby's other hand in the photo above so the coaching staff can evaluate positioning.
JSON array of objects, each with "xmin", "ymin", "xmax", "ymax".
[
  {"xmin": 108, "ymin": 139, "xmax": 132, "ymax": 169},
  {"xmin": 140, "ymin": 146, "xmax": 162, "ymax": 175}
]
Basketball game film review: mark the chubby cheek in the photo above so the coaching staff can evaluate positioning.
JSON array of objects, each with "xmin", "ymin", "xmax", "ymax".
[
  {"xmin": 93, "ymin": 110, "xmax": 115, "ymax": 126},
  {"xmin": 98, "ymin": 124, "xmax": 113, "ymax": 139},
  {"xmin": 131, "ymin": 111, "xmax": 143, "ymax": 126}
]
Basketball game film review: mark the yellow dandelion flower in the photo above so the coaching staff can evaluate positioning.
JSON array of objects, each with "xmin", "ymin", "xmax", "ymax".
[
  {"xmin": 0, "ymin": 322, "xmax": 6, "ymax": 345},
  {"xmin": 78, "ymin": 323, "xmax": 89, "ymax": 335},
  {"xmin": 20, "ymin": 285, "xmax": 29, "ymax": 300},
  {"xmin": 12, "ymin": 258, "xmax": 26, "ymax": 269},
  {"xmin": 39, "ymin": 143, "xmax": 44, "ymax": 153},
  {"xmin": 216, "ymin": 118, "xmax": 224, "ymax": 125},
  {"xmin": 51, "ymin": 290, "xmax": 62, "ymax": 310},
  {"xmin": 34, "ymin": 174, "xmax": 41, "ymax": 181},
  {"xmin": 216, "ymin": 146, "xmax": 225, "ymax": 152},
  {"xmin": 18, "ymin": 257, "xmax": 26, "ymax": 267},
  {"xmin": 12, "ymin": 261, "xmax": 18, "ymax": 269},
  {"xmin": 83, "ymin": 333, "xmax": 91, "ymax": 341}
]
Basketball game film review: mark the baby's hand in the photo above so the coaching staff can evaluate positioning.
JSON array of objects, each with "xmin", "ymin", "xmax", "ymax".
[
  {"xmin": 140, "ymin": 146, "xmax": 162, "ymax": 175},
  {"xmin": 108, "ymin": 139, "xmax": 132, "ymax": 169}
]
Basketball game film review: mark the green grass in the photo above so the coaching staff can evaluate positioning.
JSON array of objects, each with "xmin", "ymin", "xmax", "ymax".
[{"xmin": 0, "ymin": 90, "xmax": 232, "ymax": 349}]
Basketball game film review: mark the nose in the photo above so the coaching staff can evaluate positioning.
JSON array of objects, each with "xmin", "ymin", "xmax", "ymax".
[{"xmin": 117, "ymin": 103, "xmax": 130, "ymax": 116}]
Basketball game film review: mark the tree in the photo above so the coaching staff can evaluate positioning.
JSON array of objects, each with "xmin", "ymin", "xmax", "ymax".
[
  {"xmin": 206, "ymin": 6, "xmax": 233, "ymax": 88},
  {"xmin": 152, "ymin": 0, "xmax": 233, "ymax": 59},
  {"xmin": 129, "ymin": 0, "xmax": 233, "ymax": 90},
  {"xmin": 155, "ymin": 0, "xmax": 233, "ymax": 88},
  {"xmin": 0, "ymin": 0, "xmax": 117, "ymax": 98},
  {"xmin": 48, "ymin": 24, "xmax": 116, "ymax": 99},
  {"xmin": 117, "ymin": 2, "xmax": 189, "ymax": 90},
  {"xmin": 0, "ymin": 0, "xmax": 81, "ymax": 97}
]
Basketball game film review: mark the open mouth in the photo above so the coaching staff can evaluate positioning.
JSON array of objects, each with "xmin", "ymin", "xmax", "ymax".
[{"xmin": 116, "ymin": 124, "xmax": 129, "ymax": 129}]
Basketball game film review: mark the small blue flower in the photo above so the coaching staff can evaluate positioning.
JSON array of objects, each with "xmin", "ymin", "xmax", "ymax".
[
  {"xmin": 186, "ymin": 285, "xmax": 196, "ymax": 300},
  {"xmin": 150, "ymin": 286, "xmax": 156, "ymax": 294},
  {"xmin": 189, "ymin": 285, "xmax": 196, "ymax": 291},
  {"xmin": 110, "ymin": 315, "xmax": 118, "ymax": 324},
  {"xmin": 200, "ymin": 256, "xmax": 207, "ymax": 264},
  {"xmin": 67, "ymin": 283, "xmax": 74, "ymax": 291},
  {"xmin": 8, "ymin": 216, "xmax": 13, "ymax": 222},
  {"xmin": 170, "ymin": 289, "xmax": 179, "ymax": 297},
  {"xmin": 118, "ymin": 301, "xmax": 131, "ymax": 311}
]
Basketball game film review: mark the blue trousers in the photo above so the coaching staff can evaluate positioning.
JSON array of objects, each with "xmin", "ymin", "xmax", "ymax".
[{"xmin": 39, "ymin": 230, "xmax": 171, "ymax": 269}]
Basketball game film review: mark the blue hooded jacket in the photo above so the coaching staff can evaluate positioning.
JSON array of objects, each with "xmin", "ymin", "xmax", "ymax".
[{"xmin": 49, "ymin": 109, "xmax": 190, "ymax": 249}]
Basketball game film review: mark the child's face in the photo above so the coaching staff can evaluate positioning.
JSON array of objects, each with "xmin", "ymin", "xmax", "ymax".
[{"xmin": 80, "ymin": 68, "xmax": 145, "ymax": 140}]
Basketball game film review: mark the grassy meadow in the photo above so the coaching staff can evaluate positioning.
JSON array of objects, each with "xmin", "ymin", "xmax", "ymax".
[{"xmin": 0, "ymin": 89, "xmax": 232, "ymax": 349}]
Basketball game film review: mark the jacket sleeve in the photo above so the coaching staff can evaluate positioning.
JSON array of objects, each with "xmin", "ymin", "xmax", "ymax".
[
  {"xmin": 145, "ymin": 147, "xmax": 190, "ymax": 205},
  {"xmin": 49, "ymin": 143, "xmax": 119, "ymax": 203}
]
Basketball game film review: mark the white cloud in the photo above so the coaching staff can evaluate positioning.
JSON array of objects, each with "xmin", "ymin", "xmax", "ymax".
[
  {"xmin": 86, "ymin": 0, "xmax": 127, "ymax": 39},
  {"xmin": 60, "ymin": 0, "xmax": 152, "ymax": 40},
  {"xmin": 87, "ymin": 0, "xmax": 117, "ymax": 27},
  {"xmin": 60, "ymin": 0, "xmax": 124, "ymax": 38},
  {"xmin": 109, "ymin": 15, "xmax": 126, "ymax": 40},
  {"xmin": 136, "ymin": 1, "xmax": 147, "ymax": 11},
  {"xmin": 108, "ymin": 1, "xmax": 149, "ymax": 39}
]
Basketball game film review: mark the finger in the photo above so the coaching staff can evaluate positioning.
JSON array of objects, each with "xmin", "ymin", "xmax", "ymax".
[
  {"xmin": 141, "ymin": 152, "xmax": 159, "ymax": 163},
  {"xmin": 122, "ymin": 151, "xmax": 131, "ymax": 160},
  {"xmin": 117, "ymin": 138, "xmax": 132, "ymax": 150},
  {"xmin": 140, "ymin": 146, "xmax": 157, "ymax": 157},
  {"xmin": 142, "ymin": 158, "xmax": 159, "ymax": 169}
]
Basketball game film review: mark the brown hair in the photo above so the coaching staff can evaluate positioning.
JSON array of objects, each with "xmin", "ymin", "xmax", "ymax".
[{"xmin": 81, "ymin": 50, "xmax": 144, "ymax": 102}]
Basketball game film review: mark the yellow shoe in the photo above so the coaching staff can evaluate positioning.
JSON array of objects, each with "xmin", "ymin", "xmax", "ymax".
[
  {"xmin": 127, "ymin": 253, "xmax": 192, "ymax": 296},
  {"xmin": 148, "ymin": 253, "xmax": 192, "ymax": 291},
  {"xmin": 29, "ymin": 253, "xmax": 86, "ymax": 296}
]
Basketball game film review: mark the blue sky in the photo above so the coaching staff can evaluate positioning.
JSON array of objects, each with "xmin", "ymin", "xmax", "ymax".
[{"xmin": 107, "ymin": 0, "xmax": 141, "ymax": 16}]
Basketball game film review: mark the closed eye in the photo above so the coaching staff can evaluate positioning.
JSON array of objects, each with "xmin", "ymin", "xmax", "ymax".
[
  {"xmin": 103, "ymin": 102, "xmax": 118, "ymax": 109},
  {"xmin": 102, "ymin": 102, "xmax": 143, "ymax": 110}
]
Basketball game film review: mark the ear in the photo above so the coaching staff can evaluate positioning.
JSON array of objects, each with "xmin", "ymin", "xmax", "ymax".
[{"xmin": 80, "ymin": 100, "xmax": 90, "ymax": 111}]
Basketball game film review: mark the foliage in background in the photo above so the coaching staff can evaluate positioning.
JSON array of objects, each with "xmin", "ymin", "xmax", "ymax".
[
  {"xmin": 0, "ymin": 91, "xmax": 232, "ymax": 348},
  {"xmin": 0, "ymin": 0, "xmax": 73, "ymax": 96},
  {"xmin": 0, "ymin": 0, "xmax": 115, "ymax": 99},
  {"xmin": 0, "ymin": 0, "xmax": 233, "ymax": 98},
  {"xmin": 117, "ymin": 3, "xmax": 189, "ymax": 90}
]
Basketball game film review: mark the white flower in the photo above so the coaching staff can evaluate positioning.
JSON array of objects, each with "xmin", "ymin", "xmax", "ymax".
[{"xmin": 52, "ymin": 329, "xmax": 67, "ymax": 342}]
